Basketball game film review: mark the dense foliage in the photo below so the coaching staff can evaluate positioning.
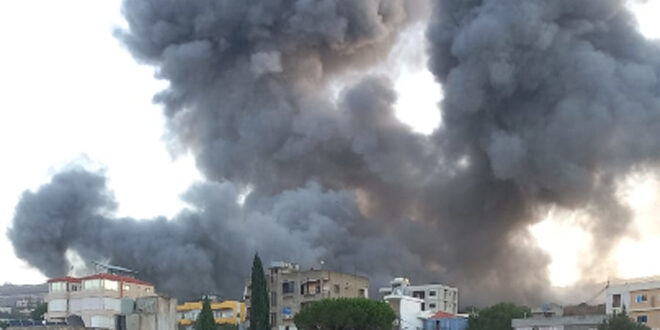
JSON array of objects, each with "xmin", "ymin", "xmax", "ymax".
[
  {"xmin": 599, "ymin": 310, "xmax": 650, "ymax": 330},
  {"xmin": 466, "ymin": 302, "xmax": 530, "ymax": 330},
  {"xmin": 30, "ymin": 303, "xmax": 47, "ymax": 321},
  {"xmin": 294, "ymin": 298, "xmax": 395, "ymax": 330},
  {"xmin": 195, "ymin": 297, "xmax": 217, "ymax": 330},
  {"xmin": 249, "ymin": 253, "xmax": 270, "ymax": 330}
]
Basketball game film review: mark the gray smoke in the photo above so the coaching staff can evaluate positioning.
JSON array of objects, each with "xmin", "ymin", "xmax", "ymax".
[{"xmin": 8, "ymin": 0, "xmax": 660, "ymax": 306}]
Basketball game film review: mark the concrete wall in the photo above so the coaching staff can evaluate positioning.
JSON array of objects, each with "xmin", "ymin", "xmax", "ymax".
[
  {"xmin": 126, "ymin": 296, "xmax": 177, "ymax": 330},
  {"xmin": 268, "ymin": 267, "xmax": 369, "ymax": 330}
]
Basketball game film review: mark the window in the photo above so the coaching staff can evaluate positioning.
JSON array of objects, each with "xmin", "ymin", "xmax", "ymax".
[
  {"xmin": 413, "ymin": 291, "xmax": 425, "ymax": 299},
  {"xmin": 50, "ymin": 282, "xmax": 67, "ymax": 292},
  {"xmin": 83, "ymin": 279, "xmax": 101, "ymax": 290},
  {"xmin": 282, "ymin": 281, "xmax": 295, "ymax": 294},
  {"xmin": 637, "ymin": 315, "xmax": 648, "ymax": 324},
  {"xmin": 300, "ymin": 284, "xmax": 305, "ymax": 295},
  {"xmin": 429, "ymin": 290, "xmax": 437, "ymax": 297},
  {"xmin": 270, "ymin": 312, "xmax": 277, "ymax": 327},
  {"xmin": 636, "ymin": 294, "xmax": 648, "ymax": 303},
  {"xmin": 613, "ymin": 294, "xmax": 621, "ymax": 308},
  {"xmin": 358, "ymin": 288, "xmax": 366, "ymax": 298},
  {"xmin": 421, "ymin": 303, "xmax": 425, "ymax": 311},
  {"xmin": 104, "ymin": 280, "xmax": 119, "ymax": 291},
  {"xmin": 430, "ymin": 303, "xmax": 436, "ymax": 309},
  {"xmin": 334, "ymin": 284, "xmax": 340, "ymax": 294}
]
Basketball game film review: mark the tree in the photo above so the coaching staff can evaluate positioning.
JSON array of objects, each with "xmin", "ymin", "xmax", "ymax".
[
  {"xmin": 294, "ymin": 298, "xmax": 396, "ymax": 330},
  {"xmin": 0, "ymin": 320, "xmax": 8, "ymax": 330},
  {"xmin": 217, "ymin": 325, "xmax": 238, "ymax": 330},
  {"xmin": 466, "ymin": 302, "xmax": 530, "ymax": 330},
  {"xmin": 195, "ymin": 296, "xmax": 217, "ymax": 330},
  {"xmin": 30, "ymin": 302, "xmax": 47, "ymax": 321},
  {"xmin": 599, "ymin": 309, "xmax": 650, "ymax": 330},
  {"xmin": 250, "ymin": 253, "xmax": 270, "ymax": 330}
]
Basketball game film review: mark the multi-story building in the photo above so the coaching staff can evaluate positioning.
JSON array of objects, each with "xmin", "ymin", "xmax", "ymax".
[
  {"xmin": 511, "ymin": 303, "xmax": 606, "ymax": 330},
  {"xmin": 45, "ymin": 273, "xmax": 156, "ymax": 329},
  {"xmin": 245, "ymin": 261, "xmax": 369, "ymax": 330},
  {"xmin": 379, "ymin": 278, "xmax": 458, "ymax": 314},
  {"xmin": 177, "ymin": 300, "xmax": 246, "ymax": 329},
  {"xmin": 607, "ymin": 277, "xmax": 660, "ymax": 330}
]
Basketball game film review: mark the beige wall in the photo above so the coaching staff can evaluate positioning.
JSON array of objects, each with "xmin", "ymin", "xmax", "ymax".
[
  {"xmin": 629, "ymin": 288, "xmax": 660, "ymax": 329},
  {"xmin": 268, "ymin": 268, "xmax": 369, "ymax": 329}
]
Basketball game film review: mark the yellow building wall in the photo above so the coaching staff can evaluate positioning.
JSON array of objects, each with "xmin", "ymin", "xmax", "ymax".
[{"xmin": 177, "ymin": 300, "xmax": 246, "ymax": 325}]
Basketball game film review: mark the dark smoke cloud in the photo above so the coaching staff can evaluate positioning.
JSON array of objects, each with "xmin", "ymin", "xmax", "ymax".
[{"xmin": 8, "ymin": 0, "xmax": 660, "ymax": 306}]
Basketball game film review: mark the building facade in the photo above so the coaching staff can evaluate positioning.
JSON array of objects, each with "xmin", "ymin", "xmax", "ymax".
[
  {"xmin": 607, "ymin": 279, "xmax": 660, "ymax": 330},
  {"xmin": 177, "ymin": 300, "xmax": 246, "ymax": 329},
  {"xmin": 45, "ymin": 274, "xmax": 156, "ymax": 329},
  {"xmin": 512, "ymin": 303, "xmax": 605, "ymax": 330},
  {"xmin": 384, "ymin": 294, "xmax": 424, "ymax": 330},
  {"xmin": 380, "ymin": 278, "xmax": 458, "ymax": 315},
  {"xmin": 246, "ymin": 261, "xmax": 369, "ymax": 330}
]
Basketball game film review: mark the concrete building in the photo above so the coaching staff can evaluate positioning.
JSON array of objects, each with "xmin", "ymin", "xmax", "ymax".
[
  {"xmin": 45, "ymin": 273, "xmax": 156, "ymax": 329},
  {"xmin": 245, "ymin": 261, "xmax": 369, "ymax": 330},
  {"xmin": 384, "ymin": 294, "xmax": 424, "ymax": 330},
  {"xmin": 607, "ymin": 278, "xmax": 660, "ymax": 330},
  {"xmin": 125, "ymin": 296, "xmax": 178, "ymax": 330},
  {"xmin": 512, "ymin": 303, "xmax": 606, "ymax": 330},
  {"xmin": 177, "ymin": 300, "xmax": 245, "ymax": 329},
  {"xmin": 379, "ymin": 278, "xmax": 458, "ymax": 314}
]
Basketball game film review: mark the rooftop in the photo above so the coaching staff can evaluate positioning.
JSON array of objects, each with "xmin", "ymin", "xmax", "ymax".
[{"xmin": 48, "ymin": 273, "xmax": 152, "ymax": 286}]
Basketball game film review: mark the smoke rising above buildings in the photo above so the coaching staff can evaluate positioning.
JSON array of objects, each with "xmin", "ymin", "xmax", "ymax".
[{"xmin": 8, "ymin": 0, "xmax": 660, "ymax": 306}]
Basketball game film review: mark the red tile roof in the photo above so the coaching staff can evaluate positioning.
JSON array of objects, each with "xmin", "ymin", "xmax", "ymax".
[
  {"xmin": 79, "ymin": 273, "xmax": 153, "ymax": 286},
  {"xmin": 48, "ymin": 274, "xmax": 153, "ymax": 286},
  {"xmin": 47, "ymin": 276, "xmax": 81, "ymax": 283},
  {"xmin": 430, "ymin": 311, "xmax": 456, "ymax": 319}
]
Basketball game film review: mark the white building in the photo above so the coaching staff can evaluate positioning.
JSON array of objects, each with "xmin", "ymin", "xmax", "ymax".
[
  {"xmin": 380, "ymin": 278, "xmax": 458, "ymax": 314},
  {"xmin": 384, "ymin": 294, "xmax": 424, "ymax": 330},
  {"xmin": 45, "ymin": 274, "xmax": 156, "ymax": 329}
]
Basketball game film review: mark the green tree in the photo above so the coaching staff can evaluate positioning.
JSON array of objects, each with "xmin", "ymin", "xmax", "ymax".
[
  {"xmin": 30, "ymin": 302, "xmax": 47, "ymax": 321},
  {"xmin": 195, "ymin": 296, "xmax": 217, "ymax": 330},
  {"xmin": 294, "ymin": 298, "xmax": 396, "ymax": 330},
  {"xmin": 466, "ymin": 302, "xmax": 530, "ymax": 330},
  {"xmin": 249, "ymin": 253, "xmax": 270, "ymax": 330},
  {"xmin": 599, "ymin": 309, "xmax": 650, "ymax": 330},
  {"xmin": 0, "ymin": 320, "xmax": 9, "ymax": 330},
  {"xmin": 217, "ymin": 325, "xmax": 238, "ymax": 330}
]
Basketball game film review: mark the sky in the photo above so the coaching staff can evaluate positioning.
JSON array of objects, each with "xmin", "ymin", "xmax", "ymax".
[{"xmin": 0, "ymin": 0, "xmax": 659, "ymax": 287}]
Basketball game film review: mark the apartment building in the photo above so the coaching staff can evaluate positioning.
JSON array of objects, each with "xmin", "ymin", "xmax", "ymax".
[
  {"xmin": 245, "ymin": 261, "xmax": 369, "ymax": 330},
  {"xmin": 606, "ymin": 278, "xmax": 660, "ymax": 330},
  {"xmin": 45, "ymin": 273, "xmax": 156, "ymax": 329},
  {"xmin": 379, "ymin": 278, "xmax": 458, "ymax": 315},
  {"xmin": 177, "ymin": 300, "xmax": 246, "ymax": 329}
]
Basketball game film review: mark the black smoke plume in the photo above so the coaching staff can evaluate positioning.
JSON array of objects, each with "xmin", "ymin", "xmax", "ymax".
[{"xmin": 8, "ymin": 0, "xmax": 660, "ymax": 306}]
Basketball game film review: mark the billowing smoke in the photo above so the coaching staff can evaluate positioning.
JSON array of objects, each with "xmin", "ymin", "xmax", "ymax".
[{"xmin": 8, "ymin": 0, "xmax": 660, "ymax": 306}]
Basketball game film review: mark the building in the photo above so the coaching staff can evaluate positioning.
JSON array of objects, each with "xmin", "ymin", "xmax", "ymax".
[
  {"xmin": 384, "ymin": 294, "xmax": 424, "ymax": 330},
  {"xmin": 177, "ymin": 300, "xmax": 245, "ymax": 329},
  {"xmin": 379, "ymin": 278, "xmax": 458, "ymax": 314},
  {"xmin": 423, "ymin": 311, "xmax": 468, "ymax": 330},
  {"xmin": 45, "ymin": 273, "xmax": 156, "ymax": 329},
  {"xmin": 245, "ymin": 261, "xmax": 369, "ymax": 330},
  {"xmin": 607, "ymin": 277, "xmax": 660, "ymax": 329},
  {"xmin": 126, "ymin": 296, "xmax": 178, "ymax": 330},
  {"xmin": 512, "ymin": 303, "xmax": 606, "ymax": 330}
]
